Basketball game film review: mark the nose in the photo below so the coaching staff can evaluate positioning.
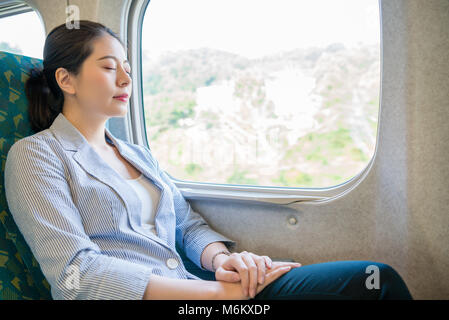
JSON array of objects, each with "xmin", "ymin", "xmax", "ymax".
[{"xmin": 117, "ymin": 68, "xmax": 131, "ymax": 87}]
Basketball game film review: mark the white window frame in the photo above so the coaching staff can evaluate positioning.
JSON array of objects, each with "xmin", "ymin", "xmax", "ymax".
[{"xmin": 0, "ymin": 1, "xmax": 32, "ymax": 19}]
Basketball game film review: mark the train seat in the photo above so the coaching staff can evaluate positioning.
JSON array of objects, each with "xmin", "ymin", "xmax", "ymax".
[
  {"xmin": 0, "ymin": 50, "xmax": 51, "ymax": 299},
  {"xmin": 0, "ymin": 50, "xmax": 213, "ymax": 300}
]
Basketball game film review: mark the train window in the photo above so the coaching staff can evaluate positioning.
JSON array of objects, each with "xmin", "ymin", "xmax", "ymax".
[
  {"xmin": 0, "ymin": 3, "xmax": 45, "ymax": 59},
  {"xmin": 141, "ymin": 0, "xmax": 380, "ymax": 188}
]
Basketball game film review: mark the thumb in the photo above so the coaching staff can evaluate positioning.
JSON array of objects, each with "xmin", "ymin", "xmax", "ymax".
[{"xmin": 216, "ymin": 268, "xmax": 241, "ymax": 282}]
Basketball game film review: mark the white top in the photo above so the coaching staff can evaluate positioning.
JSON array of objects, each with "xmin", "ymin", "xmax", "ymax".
[{"xmin": 125, "ymin": 173, "xmax": 161, "ymax": 235}]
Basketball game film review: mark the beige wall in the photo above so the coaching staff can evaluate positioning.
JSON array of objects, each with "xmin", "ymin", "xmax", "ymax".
[{"xmin": 26, "ymin": 0, "xmax": 128, "ymax": 38}]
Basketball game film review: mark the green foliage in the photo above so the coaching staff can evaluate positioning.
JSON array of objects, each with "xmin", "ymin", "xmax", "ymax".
[
  {"xmin": 295, "ymin": 172, "xmax": 313, "ymax": 185},
  {"xmin": 185, "ymin": 163, "xmax": 203, "ymax": 176},
  {"xmin": 324, "ymin": 97, "xmax": 342, "ymax": 108},
  {"xmin": 350, "ymin": 147, "xmax": 369, "ymax": 162},
  {"xmin": 147, "ymin": 92, "xmax": 196, "ymax": 128},
  {"xmin": 143, "ymin": 48, "xmax": 249, "ymax": 95},
  {"xmin": 284, "ymin": 126, "xmax": 365, "ymax": 166},
  {"xmin": 142, "ymin": 45, "xmax": 379, "ymax": 188},
  {"xmin": 306, "ymin": 146, "xmax": 329, "ymax": 165},
  {"xmin": 307, "ymin": 127, "xmax": 353, "ymax": 155},
  {"xmin": 272, "ymin": 170, "xmax": 314, "ymax": 187},
  {"xmin": 144, "ymin": 74, "xmax": 163, "ymax": 95},
  {"xmin": 227, "ymin": 169, "xmax": 258, "ymax": 185}
]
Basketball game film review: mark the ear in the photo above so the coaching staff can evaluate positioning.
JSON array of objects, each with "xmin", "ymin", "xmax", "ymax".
[{"xmin": 54, "ymin": 67, "xmax": 76, "ymax": 95}]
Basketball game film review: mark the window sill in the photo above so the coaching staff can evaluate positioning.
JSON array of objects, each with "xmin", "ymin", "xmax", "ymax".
[
  {"xmin": 175, "ymin": 159, "xmax": 373, "ymax": 205},
  {"xmin": 180, "ymin": 187, "xmax": 326, "ymax": 205}
]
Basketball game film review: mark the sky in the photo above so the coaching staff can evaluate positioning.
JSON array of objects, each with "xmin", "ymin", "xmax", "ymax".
[
  {"xmin": 0, "ymin": 0, "xmax": 379, "ymax": 60},
  {"xmin": 142, "ymin": 0, "xmax": 380, "ymax": 60}
]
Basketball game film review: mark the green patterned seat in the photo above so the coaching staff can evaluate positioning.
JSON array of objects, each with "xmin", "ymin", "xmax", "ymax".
[
  {"xmin": 0, "ymin": 51, "xmax": 52, "ymax": 299},
  {"xmin": 0, "ymin": 51, "xmax": 215, "ymax": 300}
]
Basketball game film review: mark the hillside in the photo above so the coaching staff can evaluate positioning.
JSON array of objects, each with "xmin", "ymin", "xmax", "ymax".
[{"xmin": 142, "ymin": 43, "xmax": 380, "ymax": 188}]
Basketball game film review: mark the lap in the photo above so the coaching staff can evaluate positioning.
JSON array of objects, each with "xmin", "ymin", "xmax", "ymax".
[{"xmin": 253, "ymin": 260, "xmax": 411, "ymax": 300}]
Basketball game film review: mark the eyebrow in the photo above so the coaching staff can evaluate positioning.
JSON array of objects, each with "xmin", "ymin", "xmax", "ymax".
[{"xmin": 97, "ymin": 55, "xmax": 130, "ymax": 65}]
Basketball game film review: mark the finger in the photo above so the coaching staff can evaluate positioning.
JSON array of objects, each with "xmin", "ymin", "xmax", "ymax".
[
  {"xmin": 282, "ymin": 262, "xmax": 302, "ymax": 268},
  {"xmin": 276, "ymin": 261, "xmax": 302, "ymax": 268},
  {"xmin": 232, "ymin": 254, "xmax": 250, "ymax": 296},
  {"xmin": 215, "ymin": 268, "xmax": 241, "ymax": 282},
  {"xmin": 267, "ymin": 265, "xmax": 292, "ymax": 281},
  {"xmin": 241, "ymin": 253, "xmax": 258, "ymax": 298},
  {"xmin": 251, "ymin": 254, "xmax": 266, "ymax": 285},
  {"xmin": 271, "ymin": 261, "xmax": 301, "ymax": 269},
  {"xmin": 262, "ymin": 256, "xmax": 273, "ymax": 269},
  {"xmin": 255, "ymin": 265, "xmax": 293, "ymax": 296}
]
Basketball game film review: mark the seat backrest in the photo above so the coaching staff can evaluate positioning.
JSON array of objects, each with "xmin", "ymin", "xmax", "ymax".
[{"xmin": 0, "ymin": 51, "xmax": 52, "ymax": 299}]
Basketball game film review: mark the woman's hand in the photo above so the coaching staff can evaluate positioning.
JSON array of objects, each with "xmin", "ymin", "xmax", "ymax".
[
  {"xmin": 214, "ymin": 263, "xmax": 297, "ymax": 300},
  {"xmin": 214, "ymin": 251, "xmax": 301, "ymax": 298}
]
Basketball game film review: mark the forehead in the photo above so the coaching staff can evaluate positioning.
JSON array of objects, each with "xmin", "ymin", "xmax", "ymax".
[{"xmin": 90, "ymin": 34, "xmax": 127, "ymax": 62}]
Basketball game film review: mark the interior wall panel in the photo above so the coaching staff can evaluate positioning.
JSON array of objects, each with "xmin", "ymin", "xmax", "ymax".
[
  {"xmin": 26, "ymin": 0, "xmax": 66, "ymax": 35},
  {"xmin": 405, "ymin": 0, "xmax": 449, "ymax": 300}
]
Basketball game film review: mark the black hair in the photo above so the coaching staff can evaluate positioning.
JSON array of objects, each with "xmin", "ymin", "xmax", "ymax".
[{"xmin": 25, "ymin": 20, "xmax": 126, "ymax": 132}]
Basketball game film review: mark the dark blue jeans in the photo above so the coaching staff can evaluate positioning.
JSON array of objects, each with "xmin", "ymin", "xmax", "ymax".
[
  {"xmin": 252, "ymin": 260, "xmax": 413, "ymax": 300},
  {"xmin": 178, "ymin": 244, "xmax": 412, "ymax": 300}
]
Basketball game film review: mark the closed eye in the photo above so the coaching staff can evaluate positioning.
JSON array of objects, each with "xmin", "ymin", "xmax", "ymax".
[{"xmin": 104, "ymin": 67, "xmax": 131, "ymax": 75}]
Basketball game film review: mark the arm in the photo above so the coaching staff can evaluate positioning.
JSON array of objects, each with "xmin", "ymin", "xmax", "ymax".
[
  {"xmin": 148, "ymin": 149, "xmax": 237, "ymax": 271},
  {"xmin": 200, "ymin": 241, "xmax": 231, "ymax": 272},
  {"xmin": 142, "ymin": 275, "xmax": 245, "ymax": 300},
  {"xmin": 145, "ymin": 261, "xmax": 298, "ymax": 300},
  {"xmin": 4, "ymin": 138, "xmax": 153, "ymax": 300}
]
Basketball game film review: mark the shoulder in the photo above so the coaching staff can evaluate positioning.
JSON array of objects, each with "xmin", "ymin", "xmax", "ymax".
[
  {"xmin": 8, "ymin": 130, "xmax": 55, "ymax": 157},
  {"xmin": 5, "ymin": 130, "xmax": 62, "ymax": 172}
]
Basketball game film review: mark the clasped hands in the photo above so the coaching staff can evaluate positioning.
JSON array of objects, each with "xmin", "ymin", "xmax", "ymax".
[{"xmin": 213, "ymin": 251, "xmax": 301, "ymax": 299}]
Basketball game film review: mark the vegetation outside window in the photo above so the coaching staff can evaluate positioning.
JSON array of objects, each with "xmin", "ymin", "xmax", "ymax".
[{"xmin": 141, "ymin": 0, "xmax": 380, "ymax": 189}]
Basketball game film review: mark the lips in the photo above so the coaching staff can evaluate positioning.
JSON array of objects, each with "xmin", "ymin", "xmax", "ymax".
[{"xmin": 113, "ymin": 94, "xmax": 129, "ymax": 102}]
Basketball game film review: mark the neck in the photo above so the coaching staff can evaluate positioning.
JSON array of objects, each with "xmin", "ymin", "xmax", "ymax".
[{"xmin": 62, "ymin": 107, "xmax": 110, "ymax": 150}]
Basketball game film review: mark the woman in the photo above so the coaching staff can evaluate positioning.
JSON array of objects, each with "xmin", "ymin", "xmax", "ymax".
[{"xmin": 4, "ymin": 20, "xmax": 413, "ymax": 300}]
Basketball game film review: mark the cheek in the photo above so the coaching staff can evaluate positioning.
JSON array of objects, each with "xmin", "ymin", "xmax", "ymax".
[{"xmin": 80, "ymin": 73, "xmax": 114, "ymax": 101}]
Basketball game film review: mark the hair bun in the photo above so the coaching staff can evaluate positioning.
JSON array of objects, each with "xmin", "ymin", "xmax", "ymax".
[
  {"xmin": 29, "ymin": 68, "xmax": 47, "ymax": 83},
  {"xmin": 30, "ymin": 67, "xmax": 43, "ymax": 77}
]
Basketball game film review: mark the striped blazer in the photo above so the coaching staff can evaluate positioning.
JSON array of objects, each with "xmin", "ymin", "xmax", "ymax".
[{"xmin": 4, "ymin": 112, "xmax": 236, "ymax": 300}]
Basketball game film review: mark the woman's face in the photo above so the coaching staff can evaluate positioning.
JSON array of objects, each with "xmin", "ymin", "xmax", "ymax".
[{"xmin": 71, "ymin": 33, "xmax": 132, "ymax": 119}]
